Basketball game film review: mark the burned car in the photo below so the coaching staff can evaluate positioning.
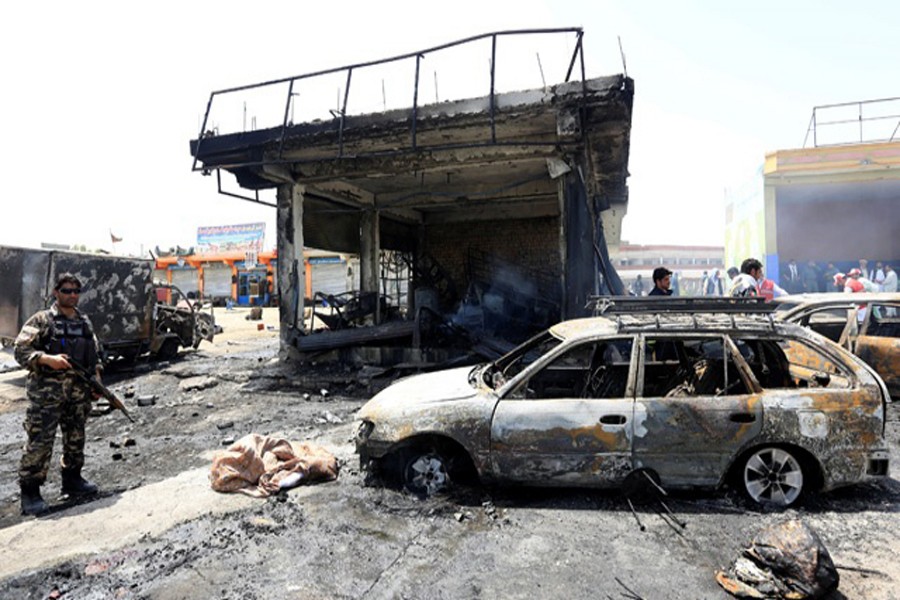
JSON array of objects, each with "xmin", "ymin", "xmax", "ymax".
[
  {"xmin": 356, "ymin": 299, "xmax": 890, "ymax": 506},
  {"xmin": 774, "ymin": 293, "xmax": 900, "ymax": 399}
]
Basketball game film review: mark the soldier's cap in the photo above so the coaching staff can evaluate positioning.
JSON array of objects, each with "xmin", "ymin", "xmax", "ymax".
[{"xmin": 54, "ymin": 272, "xmax": 83, "ymax": 291}]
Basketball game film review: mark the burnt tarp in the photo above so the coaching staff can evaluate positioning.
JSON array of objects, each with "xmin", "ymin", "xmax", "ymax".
[
  {"xmin": 564, "ymin": 171, "xmax": 624, "ymax": 318},
  {"xmin": 716, "ymin": 520, "xmax": 839, "ymax": 599}
]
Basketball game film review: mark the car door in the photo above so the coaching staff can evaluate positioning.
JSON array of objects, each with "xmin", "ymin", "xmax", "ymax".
[
  {"xmin": 787, "ymin": 304, "xmax": 856, "ymax": 343},
  {"xmin": 632, "ymin": 334, "xmax": 763, "ymax": 488},
  {"xmin": 489, "ymin": 337, "xmax": 636, "ymax": 487},
  {"xmin": 855, "ymin": 301, "xmax": 900, "ymax": 397}
]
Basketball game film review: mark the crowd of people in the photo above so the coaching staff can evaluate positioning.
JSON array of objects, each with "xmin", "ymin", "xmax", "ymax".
[{"xmin": 626, "ymin": 258, "xmax": 897, "ymax": 300}]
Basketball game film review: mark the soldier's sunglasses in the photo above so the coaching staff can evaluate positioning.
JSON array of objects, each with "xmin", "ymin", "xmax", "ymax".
[{"xmin": 59, "ymin": 288, "xmax": 82, "ymax": 295}]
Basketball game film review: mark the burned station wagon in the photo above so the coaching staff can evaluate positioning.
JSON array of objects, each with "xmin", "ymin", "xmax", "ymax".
[
  {"xmin": 356, "ymin": 298, "xmax": 890, "ymax": 506},
  {"xmin": 774, "ymin": 292, "xmax": 900, "ymax": 400}
]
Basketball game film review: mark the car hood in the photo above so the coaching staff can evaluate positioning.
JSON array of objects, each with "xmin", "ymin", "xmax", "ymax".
[{"xmin": 358, "ymin": 366, "xmax": 482, "ymax": 418}]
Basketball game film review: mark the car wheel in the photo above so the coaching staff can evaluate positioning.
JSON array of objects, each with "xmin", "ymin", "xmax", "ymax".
[
  {"xmin": 403, "ymin": 451, "xmax": 451, "ymax": 497},
  {"xmin": 154, "ymin": 337, "xmax": 180, "ymax": 361},
  {"xmin": 741, "ymin": 447, "xmax": 805, "ymax": 507}
]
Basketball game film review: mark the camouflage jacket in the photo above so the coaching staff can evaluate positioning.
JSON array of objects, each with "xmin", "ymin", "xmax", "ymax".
[{"xmin": 14, "ymin": 303, "xmax": 102, "ymax": 377}]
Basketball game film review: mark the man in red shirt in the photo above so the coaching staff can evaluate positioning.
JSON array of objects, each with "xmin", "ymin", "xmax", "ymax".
[{"xmin": 845, "ymin": 269, "xmax": 865, "ymax": 293}]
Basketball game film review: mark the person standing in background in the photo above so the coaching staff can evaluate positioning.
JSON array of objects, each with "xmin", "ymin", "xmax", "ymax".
[
  {"xmin": 648, "ymin": 267, "xmax": 673, "ymax": 296},
  {"xmin": 873, "ymin": 262, "xmax": 886, "ymax": 290},
  {"xmin": 802, "ymin": 261, "xmax": 821, "ymax": 293},
  {"xmin": 822, "ymin": 263, "xmax": 839, "ymax": 293},
  {"xmin": 784, "ymin": 259, "xmax": 802, "ymax": 294},
  {"xmin": 631, "ymin": 274, "xmax": 645, "ymax": 297},
  {"xmin": 882, "ymin": 264, "xmax": 897, "ymax": 293}
]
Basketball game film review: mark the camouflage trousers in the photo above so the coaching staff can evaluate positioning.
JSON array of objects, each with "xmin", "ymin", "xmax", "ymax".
[{"xmin": 19, "ymin": 375, "xmax": 92, "ymax": 487}]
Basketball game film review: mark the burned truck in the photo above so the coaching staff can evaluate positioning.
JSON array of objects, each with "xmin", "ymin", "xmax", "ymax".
[{"xmin": 0, "ymin": 245, "xmax": 215, "ymax": 363}]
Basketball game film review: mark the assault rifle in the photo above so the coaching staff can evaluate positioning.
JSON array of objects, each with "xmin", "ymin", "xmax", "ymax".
[{"xmin": 69, "ymin": 362, "xmax": 135, "ymax": 423}]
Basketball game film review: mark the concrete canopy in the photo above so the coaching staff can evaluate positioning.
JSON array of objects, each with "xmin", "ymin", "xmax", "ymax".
[
  {"xmin": 190, "ymin": 31, "xmax": 633, "ymax": 353},
  {"xmin": 190, "ymin": 76, "xmax": 633, "ymax": 253}
]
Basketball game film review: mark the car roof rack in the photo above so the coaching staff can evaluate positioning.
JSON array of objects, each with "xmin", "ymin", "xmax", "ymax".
[{"xmin": 587, "ymin": 296, "xmax": 777, "ymax": 316}]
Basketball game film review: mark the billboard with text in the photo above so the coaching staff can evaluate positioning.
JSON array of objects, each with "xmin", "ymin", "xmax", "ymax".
[{"xmin": 197, "ymin": 223, "xmax": 265, "ymax": 254}]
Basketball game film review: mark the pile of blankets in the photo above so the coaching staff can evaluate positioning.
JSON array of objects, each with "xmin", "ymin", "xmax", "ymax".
[{"xmin": 209, "ymin": 433, "xmax": 339, "ymax": 497}]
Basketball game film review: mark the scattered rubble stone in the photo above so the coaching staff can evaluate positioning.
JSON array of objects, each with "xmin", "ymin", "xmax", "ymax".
[
  {"xmin": 455, "ymin": 512, "xmax": 465, "ymax": 522},
  {"xmin": 216, "ymin": 421, "xmax": 235, "ymax": 431},
  {"xmin": 124, "ymin": 438, "xmax": 137, "ymax": 447},
  {"xmin": 137, "ymin": 395, "xmax": 157, "ymax": 407},
  {"xmin": 123, "ymin": 387, "xmax": 135, "ymax": 399},
  {"xmin": 320, "ymin": 389, "xmax": 329, "ymax": 397},
  {"xmin": 163, "ymin": 364, "xmax": 217, "ymax": 378},
  {"xmin": 302, "ymin": 393, "xmax": 311, "ymax": 401},
  {"xmin": 206, "ymin": 403, "xmax": 215, "ymax": 409},
  {"xmin": 323, "ymin": 411, "xmax": 343, "ymax": 424},
  {"xmin": 179, "ymin": 376, "xmax": 218, "ymax": 392},
  {"xmin": 109, "ymin": 440, "xmax": 121, "ymax": 449},
  {"xmin": 112, "ymin": 453, "xmax": 124, "ymax": 461},
  {"xmin": 219, "ymin": 372, "xmax": 251, "ymax": 384},
  {"xmin": 221, "ymin": 437, "xmax": 236, "ymax": 446}
]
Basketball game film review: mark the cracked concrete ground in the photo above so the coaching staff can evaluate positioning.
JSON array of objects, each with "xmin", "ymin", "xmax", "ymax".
[{"xmin": 0, "ymin": 307, "xmax": 898, "ymax": 599}]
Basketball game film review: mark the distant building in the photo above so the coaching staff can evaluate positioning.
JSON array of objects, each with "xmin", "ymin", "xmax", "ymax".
[
  {"xmin": 725, "ymin": 98, "xmax": 900, "ymax": 287},
  {"xmin": 610, "ymin": 243, "xmax": 724, "ymax": 296},
  {"xmin": 154, "ymin": 249, "xmax": 357, "ymax": 307}
]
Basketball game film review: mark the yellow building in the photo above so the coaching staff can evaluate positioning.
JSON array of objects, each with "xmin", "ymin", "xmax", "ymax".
[{"xmin": 726, "ymin": 98, "xmax": 900, "ymax": 287}]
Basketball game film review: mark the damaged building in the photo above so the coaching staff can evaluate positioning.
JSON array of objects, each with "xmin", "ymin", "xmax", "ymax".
[{"xmin": 189, "ymin": 29, "xmax": 633, "ymax": 361}]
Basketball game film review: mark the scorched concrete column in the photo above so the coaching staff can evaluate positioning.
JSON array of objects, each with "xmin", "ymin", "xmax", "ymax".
[
  {"xmin": 277, "ymin": 183, "xmax": 306, "ymax": 352},
  {"xmin": 360, "ymin": 208, "xmax": 380, "ymax": 323}
]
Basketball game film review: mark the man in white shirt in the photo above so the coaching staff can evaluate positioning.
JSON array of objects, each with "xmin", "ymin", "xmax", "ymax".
[
  {"xmin": 873, "ymin": 261, "xmax": 886, "ymax": 290},
  {"xmin": 883, "ymin": 265, "xmax": 897, "ymax": 316},
  {"xmin": 731, "ymin": 258, "xmax": 762, "ymax": 297},
  {"xmin": 883, "ymin": 264, "xmax": 898, "ymax": 293}
]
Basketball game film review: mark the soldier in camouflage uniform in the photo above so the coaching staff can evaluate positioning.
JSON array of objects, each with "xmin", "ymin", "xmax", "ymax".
[{"xmin": 14, "ymin": 272, "xmax": 103, "ymax": 515}]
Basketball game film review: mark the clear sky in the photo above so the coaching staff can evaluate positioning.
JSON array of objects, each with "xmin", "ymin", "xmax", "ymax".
[{"xmin": 2, "ymin": 0, "xmax": 897, "ymax": 256}]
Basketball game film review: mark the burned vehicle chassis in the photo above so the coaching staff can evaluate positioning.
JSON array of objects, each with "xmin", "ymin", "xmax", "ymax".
[{"xmin": 357, "ymin": 300, "xmax": 890, "ymax": 506}]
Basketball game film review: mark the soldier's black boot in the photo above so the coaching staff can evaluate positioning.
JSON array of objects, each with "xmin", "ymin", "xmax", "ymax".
[
  {"xmin": 20, "ymin": 482, "xmax": 49, "ymax": 516},
  {"xmin": 61, "ymin": 470, "xmax": 98, "ymax": 496}
]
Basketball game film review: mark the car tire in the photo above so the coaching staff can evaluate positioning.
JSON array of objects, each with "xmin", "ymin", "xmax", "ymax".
[
  {"xmin": 154, "ymin": 337, "xmax": 180, "ymax": 362},
  {"xmin": 403, "ymin": 450, "xmax": 451, "ymax": 497},
  {"xmin": 741, "ymin": 446, "xmax": 806, "ymax": 507}
]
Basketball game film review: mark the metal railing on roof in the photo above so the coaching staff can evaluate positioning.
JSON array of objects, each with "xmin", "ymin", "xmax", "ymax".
[
  {"xmin": 587, "ymin": 296, "xmax": 778, "ymax": 333},
  {"xmin": 588, "ymin": 296, "xmax": 775, "ymax": 316},
  {"xmin": 191, "ymin": 28, "xmax": 588, "ymax": 174},
  {"xmin": 803, "ymin": 97, "xmax": 900, "ymax": 148}
]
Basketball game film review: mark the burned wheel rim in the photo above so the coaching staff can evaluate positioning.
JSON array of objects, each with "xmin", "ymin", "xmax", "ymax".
[
  {"xmin": 405, "ymin": 453, "xmax": 449, "ymax": 497},
  {"xmin": 743, "ymin": 447, "xmax": 804, "ymax": 506}
]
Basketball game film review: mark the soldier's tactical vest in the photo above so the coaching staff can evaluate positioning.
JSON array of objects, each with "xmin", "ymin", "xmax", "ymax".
[{"xmin": 47, "ymin": 313, "xmax": 98, "ymax": 370}]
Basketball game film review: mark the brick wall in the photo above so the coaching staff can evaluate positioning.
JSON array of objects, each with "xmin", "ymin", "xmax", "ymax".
[{"xmin": 424, "ymin": 216, "xmax": 561, "ymax": 296}]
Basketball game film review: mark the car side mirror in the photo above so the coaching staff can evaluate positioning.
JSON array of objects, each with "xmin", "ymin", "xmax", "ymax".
[{"xmin": 812, "ymin": 371, "xmax": 831, "ymax": 387}]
